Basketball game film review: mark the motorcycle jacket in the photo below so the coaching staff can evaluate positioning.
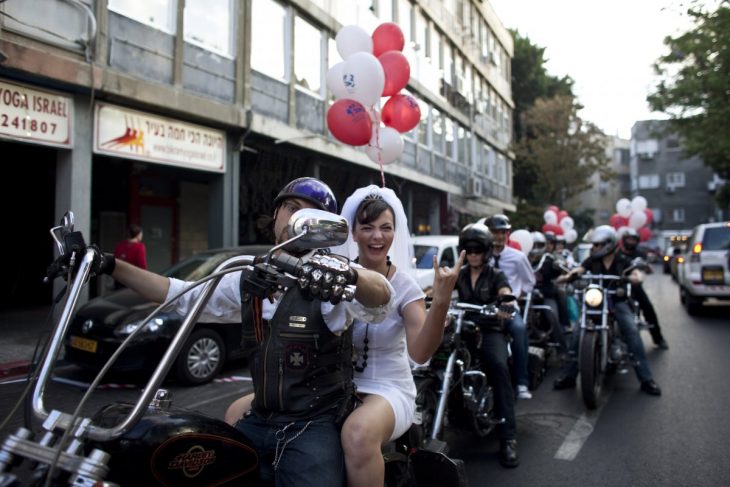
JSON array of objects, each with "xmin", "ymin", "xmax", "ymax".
[
  {"xmin": 240, "ymin": 283, "xmax": 355, "ymax": 423},
  {"xmin": 456, "ymin": 264, "xmax": 511, "ymax": 332}
]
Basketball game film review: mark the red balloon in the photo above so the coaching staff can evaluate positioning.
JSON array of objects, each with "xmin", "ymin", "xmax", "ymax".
[
  {"xmin": 379, "ymin": 51, "xmax": 410, "ymax": 97},
  {"xmin": 557, "ymin": 210, "xmax": 569, "ymax": 222},
  {"xmin": 644, "ymin": 208, "xmax": 654, "ymax": 225},
  {"xmin": 508, "ymin": 239, "xmax": 522, "ymax": 251},
  {"xmin": 372, "ymin": 22, "xmax": 405, "ymax": 57},
  {"xmin": 326, "ymin": 99, "xmax": 372, "ymax": 146},
  {"xmin": 548, "ymin": 205, "xmax": 560, "ymax": 214},
  {"xmin": 542, "ymin": 223, "xmax": 564, "ymax": 235},
  {"xmin": 609, "ymin": 213, "xmax": 629, "ymax": 229},
  {"xmin": 381, "ymin": 94, "xmax": 421, "ymax": 133},
  {"xmin": 638, "ymin": 226, "xmax": 652, "ymax": 242}
]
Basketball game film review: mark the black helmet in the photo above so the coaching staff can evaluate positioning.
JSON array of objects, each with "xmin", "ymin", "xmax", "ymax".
[
  {"xmin": 458, "ymin": 223, "xmax": 493, "ymax": 254},
  {"xmin": 274, "ymin": 177, "xmax": 337, "ymax": 213},
  {"xmin": 486, "ymin": 214, "xmax": 511, "ymax": 231},
  {"xmin": 590, "ymin": 225, "xmax": 618, "ymax": 258},
  {"xmin": 622, "ymin": 228, "xmax": 640, "ymax": 251},
  {"xmin": 544, "ymin": 231, "xmax": 556, "ymax": 243},
  {"xmin": 529, "ymin": 231, "xmax": 547, "ymax": 259}
]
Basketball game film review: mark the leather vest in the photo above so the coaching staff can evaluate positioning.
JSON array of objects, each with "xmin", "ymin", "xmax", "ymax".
[{"xmin": 240, "ymin": 283, "xmax": 355, "ymax": 422}]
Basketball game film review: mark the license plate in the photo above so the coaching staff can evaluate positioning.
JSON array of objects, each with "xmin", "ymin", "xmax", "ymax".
[
  {"xmin": 70, "ymin": 336, "xmax": 98, "ymax": 353},
  {"xmin": 702, "ymin": 267, "xmax": 724, "ymax": 285}
]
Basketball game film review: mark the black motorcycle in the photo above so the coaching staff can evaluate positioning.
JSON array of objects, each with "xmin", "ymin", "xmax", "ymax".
[
  {"xmin": 407, "ymin": 298, "xmax": 515, "ymax": 458},
  {"xmin": 0, "ymin": 209, "xmax": 355, "ymax": 486}
]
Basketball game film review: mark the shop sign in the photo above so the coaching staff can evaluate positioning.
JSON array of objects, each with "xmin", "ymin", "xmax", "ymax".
[
  {"xmin": 0, "ymin": 79, "xmax": 73, "ymax": 148},
  {"xmin": 94, "ymin": 103, "xmax": 225, "ymax": 173}
]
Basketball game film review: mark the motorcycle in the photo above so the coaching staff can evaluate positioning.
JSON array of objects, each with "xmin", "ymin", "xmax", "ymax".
[
  {"xmin": 574, "ymin": 259, "xmax": 649, "ymax": 409},
  {"xmin": 0, "ymin": 208, "xmax": 356, "ymax": 486},
  {"xmin": 407, "ymin": 297, "xmax": 516, "ymax": 458}
]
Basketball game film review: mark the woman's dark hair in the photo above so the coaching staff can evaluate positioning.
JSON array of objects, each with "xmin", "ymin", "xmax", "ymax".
[
  {"xmin": 128, "ymin": 224, "xmax": 143, "ymax": 239},
  {"xmin": 354, "ymin": 196, "xmax": 395, "ymax": 228}
]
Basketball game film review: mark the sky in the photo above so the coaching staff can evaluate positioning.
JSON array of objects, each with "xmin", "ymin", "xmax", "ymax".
[{"xmin": 489, "ymin": 0, "xmax": 714, "ymax": 139}]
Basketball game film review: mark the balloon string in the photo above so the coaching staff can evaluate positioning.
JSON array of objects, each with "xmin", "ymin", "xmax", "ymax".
[{"xmin": 372, "ymin": 108, "xmax": 385, "ymax": 188}]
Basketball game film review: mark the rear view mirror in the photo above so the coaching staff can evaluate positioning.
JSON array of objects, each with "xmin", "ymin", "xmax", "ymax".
[{"xmin": 285, "ymin": 209, "xmax": 349, "ymax": 250}]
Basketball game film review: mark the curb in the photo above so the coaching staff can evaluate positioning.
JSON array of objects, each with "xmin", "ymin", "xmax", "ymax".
[{"xmin": 0, "ymin": 360, "xmax": 31, "ymax": 380}]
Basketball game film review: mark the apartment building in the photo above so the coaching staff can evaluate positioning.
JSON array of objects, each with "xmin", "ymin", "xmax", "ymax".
[{"xmin": 0, "ymin": 0, "xmax": 515, "ymax": 309}]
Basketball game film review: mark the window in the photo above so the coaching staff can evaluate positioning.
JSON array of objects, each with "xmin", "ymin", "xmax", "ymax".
[
  {"xmin": 417, "ymin": 98, "xmax": 430, "ymax": 147},
  {"xmin": 378, "ymin": 0, "xmax": 394, "ymax": 22},
  {"xmin": 432, "ymin": 108, "xmax": 444, "ymax": 154},
  {"xmin": 702, "ymin": 227, "xmax": 730, "ymax": 251},
  {"xmin": 666, "ymin": 137, "xmax": 680, "ymax": 151},
  {"xmin": 184, "ymin": 0, "xmax": 233, "ymax": 56},
  {"xmin": 638, "ymin": 174, "xmax": 660, "ymax": 189},
  {"xmin": 635, "ymin": 139, "xmax": 659, "ymax": 158},
  {"xmin": 666, "ymin": 172, "xmax": 685, "ymax": 188},
  {"xmin": 294, "ymin": 16, "xmax": 323, "ymax": 94},
  {"xmin": 442, "ymin": 43, "xmax": 453, "ymax": 86},
  {"xmin": 109, "ymin": 0, "xmax": 177, "ymax": 33},
  {"xmin": 415, "ymin": 10, "xmax": 427, "ymax": 54},
  {"xmin": 251, "ymin": 0, "xmax": 288, "ymax": 80},
  {"xmin": 397, "ymin": 0, "xmax": 412, "ymax": 45},
  {"xmin": 456, "ymin": 124, "xmax": 468, "ymax": 165},
  {"xmin": 672, "ymin": 208, "xmax": 685, "ymax": 222},
  {"xmin": 444, "ymin": 118, "xmax": 455, "ymax": 158}
]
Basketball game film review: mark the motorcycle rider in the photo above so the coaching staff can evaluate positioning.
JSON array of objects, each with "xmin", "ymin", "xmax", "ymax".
[
  {"xmin": 485, "ymin": 214, "xmax": 535, "ymax": 400},
  {"xmin": 619, "ymin": 228, "xmax": 669, "ymax": 349},
  {"xmin": 93, "ymin": 177, "xmax": 394, "ymax": 487},
  {"xmin": 554, "ymin": 234, "xmax": 576, "ymax": 268},
  {"xmin": 555, "ymin": 225, "xmax": 662, "ymax": 396},
  {"xmin": 455, "ymin": 223, "xmax": 520, "ymax": 468}
]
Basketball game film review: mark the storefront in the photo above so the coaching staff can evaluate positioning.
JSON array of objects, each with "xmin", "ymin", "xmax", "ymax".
[{"xmin": 0, "ymin": 78, "xmax": 73, "ymax": 310}]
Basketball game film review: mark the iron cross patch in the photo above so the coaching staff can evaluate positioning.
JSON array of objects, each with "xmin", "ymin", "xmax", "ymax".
[{"xmin": 285, "ymin": 344, "xmax": 309, "ymax": 370}]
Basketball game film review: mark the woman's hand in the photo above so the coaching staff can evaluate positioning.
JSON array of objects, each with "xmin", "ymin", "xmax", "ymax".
[{"xmin": 430, "ymin": 250, "xmax": 466, "ymax": 303}]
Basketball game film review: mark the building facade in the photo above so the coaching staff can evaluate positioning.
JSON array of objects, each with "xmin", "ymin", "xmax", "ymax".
[
  {"xmin": 0, "ymin": 0, "xmax": 515, "ymax": 310},
  {"xmin": 630, "ymin": 120, "xmax": 720, "ymax": 245}
]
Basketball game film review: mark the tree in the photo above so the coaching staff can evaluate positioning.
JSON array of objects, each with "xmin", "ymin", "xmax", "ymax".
[
  {"xmin": 513, "ymin": 95, "xmax": 612, "ymax": 209},
  {"xmin": 647, "ymin": 1, "xmax": 730, "ymax": 207}
]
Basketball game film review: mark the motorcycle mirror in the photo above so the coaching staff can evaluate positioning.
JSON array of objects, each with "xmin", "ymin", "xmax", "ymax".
[
  {"xmin": 285, "ymin": 208, "xmax": 349, "ymax": 250},
  {"xmin": 50, "ymin": 210, "xmax": 75, "ymax": 255}
]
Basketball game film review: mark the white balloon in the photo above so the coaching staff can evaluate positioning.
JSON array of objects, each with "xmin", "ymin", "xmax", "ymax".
[
  {"xmin": 341, "ymin": 52, "xmax": 385, "ymax": 107},
  {"xmin": 628, "ymin": 211, "xmax": 648, "ymax": 229},
  {"xmin": 616, "ymin": 198, "xmax": 632, "ymax": 218},
  {"xmin": 510, "ymin": 229, "xmax": 534, "ymax": 256},
  {"xmin": 336, "ymin": 25, "xmax": 373, "ymax": 60},
  {"xmin": 543, "ymin": 210, "xmax": 558, "ymax": 225},
  {"xmin": 475, "ymin": 217, "xmax": 487, "ymax": 225},
  {"xmin": 325, "ymin": 62, "xmax": 349, "ymax": 99},
  {"xmin": 366, "ymin": 126, "xmax": 403, "ymax": 165},
  {"xmin": 565, "ymin": 228, "xmax": 578, "ymax": 244},
  {"xmin": 631, "ymin": 195, "xmax": 648, "ymax": 213},
  {"xmin": 560, "ymin": 216, "xmax": 574, "ymax": 231}
]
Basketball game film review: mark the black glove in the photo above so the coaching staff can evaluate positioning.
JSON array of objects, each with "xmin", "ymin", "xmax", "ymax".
[
  {"xmin": 297, "ymin": 253, "xmax": 357, "ymax": 304},
  {"xmin": 88, "ymin": 244, "xmax": 116, "ymax": 276}
]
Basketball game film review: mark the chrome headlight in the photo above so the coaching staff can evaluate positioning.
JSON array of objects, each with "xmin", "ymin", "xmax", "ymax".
[
  {"xmin": 584, "ymin": 286, "xmax": 603, "ymax": 308},
  {"xmin": 115, "ymin": 318, "xmax": 164, "ymax": 337}
]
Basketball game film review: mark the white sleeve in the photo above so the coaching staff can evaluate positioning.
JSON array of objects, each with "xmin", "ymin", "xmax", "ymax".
[
  {"xmin": 165, "ymin": 272, "xmax": 243, "ymax": 323},
  {"xmin": 321, "ymin": 273, "xmax": 396, "ymax": 334}
]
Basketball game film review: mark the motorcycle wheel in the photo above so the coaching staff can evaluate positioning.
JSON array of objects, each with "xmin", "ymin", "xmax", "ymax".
[
  {"xmin": 472, "ymin": 385, "xmax": 494, "ymax": 438},
  {"xmin": 579, "ymin": 331, "xmax": 604, "ymax": 409},
  {"xmin": 175, "ymin": 328, "xmax": 226, "ymax": 385}
]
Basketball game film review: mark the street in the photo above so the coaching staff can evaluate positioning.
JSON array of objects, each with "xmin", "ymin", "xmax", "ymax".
[{"xmin": 1, "ymin": 268, "xmax": 728, "ymax": 486}]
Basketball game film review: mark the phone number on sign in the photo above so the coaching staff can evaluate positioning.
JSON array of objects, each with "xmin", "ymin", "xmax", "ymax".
[{"xmin": 1, "ymin": 114, "xmax": 58, "ymax": 134}]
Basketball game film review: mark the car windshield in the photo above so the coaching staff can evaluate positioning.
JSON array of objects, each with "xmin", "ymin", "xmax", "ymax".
[
  {"xmin": 162, "ymin": 251, "xmax": 241, "ymax": 281},
  {"xmin": 414, "ymin": 245, "xmax": 438, "ymax": 269},
  {"xmin": 702, "ymin": 227, "xmax": 730, "ymax": 251}
]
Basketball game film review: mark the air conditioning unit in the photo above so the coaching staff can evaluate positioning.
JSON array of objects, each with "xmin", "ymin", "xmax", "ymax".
[
  {"xmin": 466, "ymin": 177, "xmax": 483, "ymax": 198},
  {"xmin": 666, "ymin": 185, "xmax": 675, "ymax": 194},
  {"xmin": 638, "ymin": 152, "xmax": 654, "ymax": 160}
]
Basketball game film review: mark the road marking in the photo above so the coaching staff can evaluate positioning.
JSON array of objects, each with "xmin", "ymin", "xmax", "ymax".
[
  {"xmin": 554, "ymin": 392, "xmax": 611, "ymax": 461},
  {"xmin": 214, "ymin": 375, "xmax": 252, "ymax": 383}
]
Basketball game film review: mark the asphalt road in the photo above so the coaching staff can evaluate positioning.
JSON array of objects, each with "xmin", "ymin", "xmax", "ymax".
[{"xmin": 1, "ymin": 267, "xmax": 728, "ymax": 486}]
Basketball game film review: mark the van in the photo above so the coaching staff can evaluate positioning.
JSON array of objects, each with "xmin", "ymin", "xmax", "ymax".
[
  {"xmin": 411, "ymin": 235, "xmax": 460, "ymax": 292},
  {"xmin": 676, "ymin": 222, "xmax": 730, "ymax": 314}
]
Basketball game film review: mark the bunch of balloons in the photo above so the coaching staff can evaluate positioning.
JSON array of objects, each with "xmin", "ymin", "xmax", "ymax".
[
  {"xmin": 542, "ymin": 205, "xmax": 578, "ymax": 243},
  {"xmin": 508, "ymin": 229, "xmax": 534, "ymax": 255},
  {"xmin": 609, "ymin": 196, "xmax": 653, "ymax": 242},
  {"xmin": 326, "ymin": 23, "xmax": 421, "ymax": 166}
]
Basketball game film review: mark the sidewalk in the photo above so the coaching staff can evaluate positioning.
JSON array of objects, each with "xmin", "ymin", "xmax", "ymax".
[{"xmin": 0, "ymin": 306, "xmax": 55, "ymax": 379}]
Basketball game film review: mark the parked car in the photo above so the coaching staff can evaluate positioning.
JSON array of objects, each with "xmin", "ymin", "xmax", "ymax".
[
  {"xmin": 411, "ymin": 235, "xmax": 459, "ymax": 293},
  {"xmin": 676, "ymin": 222, "xmax": 730, "ymax": 315},
  {"xmin": 64, "ymin": 245, "xmax": 271, "ymax": 385}
]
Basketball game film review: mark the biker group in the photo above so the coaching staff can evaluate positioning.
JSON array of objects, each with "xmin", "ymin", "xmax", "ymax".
[{"xmin": 70, "ymin": 177, "xmax": 667, "ymax": 486}]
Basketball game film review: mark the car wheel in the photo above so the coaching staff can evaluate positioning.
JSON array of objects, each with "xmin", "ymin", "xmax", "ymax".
[
  {"xmin": 176, "ymin": 328, "xmax": 226, "ymax": 385},
  {"xmin": 680, "ymin": 288, "xmax": 702, "ymax": 316}
]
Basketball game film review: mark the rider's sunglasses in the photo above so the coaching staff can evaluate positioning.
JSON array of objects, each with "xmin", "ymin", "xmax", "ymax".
[{"xmin": 464, "ymin": 248, "xmax": 484, "ymax": 255}]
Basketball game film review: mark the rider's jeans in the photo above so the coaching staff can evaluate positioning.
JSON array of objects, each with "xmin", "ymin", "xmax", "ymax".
[
  {"xmin": 505, "ymin": 314, "xmax": 529, "ymax": 388},
  {"xmin": 234, "ymin": 412, "xmax": 344, "ymax": 487},
  {"xmin": 614, "ymin": 300, "xmax": 654, "ymax": 383},
  {"xmin": 563, "ymin": 300, "xmax": 653, "ymax": 383},
  {"xmin": 480, "ymin": 330, "xmax": 517, "ymax": 441}
]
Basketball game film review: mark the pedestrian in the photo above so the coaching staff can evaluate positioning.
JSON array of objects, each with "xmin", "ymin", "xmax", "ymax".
[{"xmin": 114, "ymin": 224, "xmax": 147, "ymax": 269}]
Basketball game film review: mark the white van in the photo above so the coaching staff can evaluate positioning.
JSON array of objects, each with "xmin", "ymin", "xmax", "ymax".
[
  {"xmin": 411, "ymin": 235, "xmax": 460, "ymax": 292},
  {"xmin": 677, "ymin": 222, "xmax": 730, "ymax": 314}
]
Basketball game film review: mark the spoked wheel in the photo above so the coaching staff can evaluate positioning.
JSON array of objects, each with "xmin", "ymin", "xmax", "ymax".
[
  {"xmin": 579, "ymin": 331, "xmax": 604, "ymax": 409},
  {"xmin": 404, "ymin": 376, "xmax": 440, "ymax": 449},
  {"xmin": 470, "ymin": 378, "xmax": 495, "ymax": 438},
  {"xmin": 175, "ymin": 328, "xmax": 226, "ymax": 385}
]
